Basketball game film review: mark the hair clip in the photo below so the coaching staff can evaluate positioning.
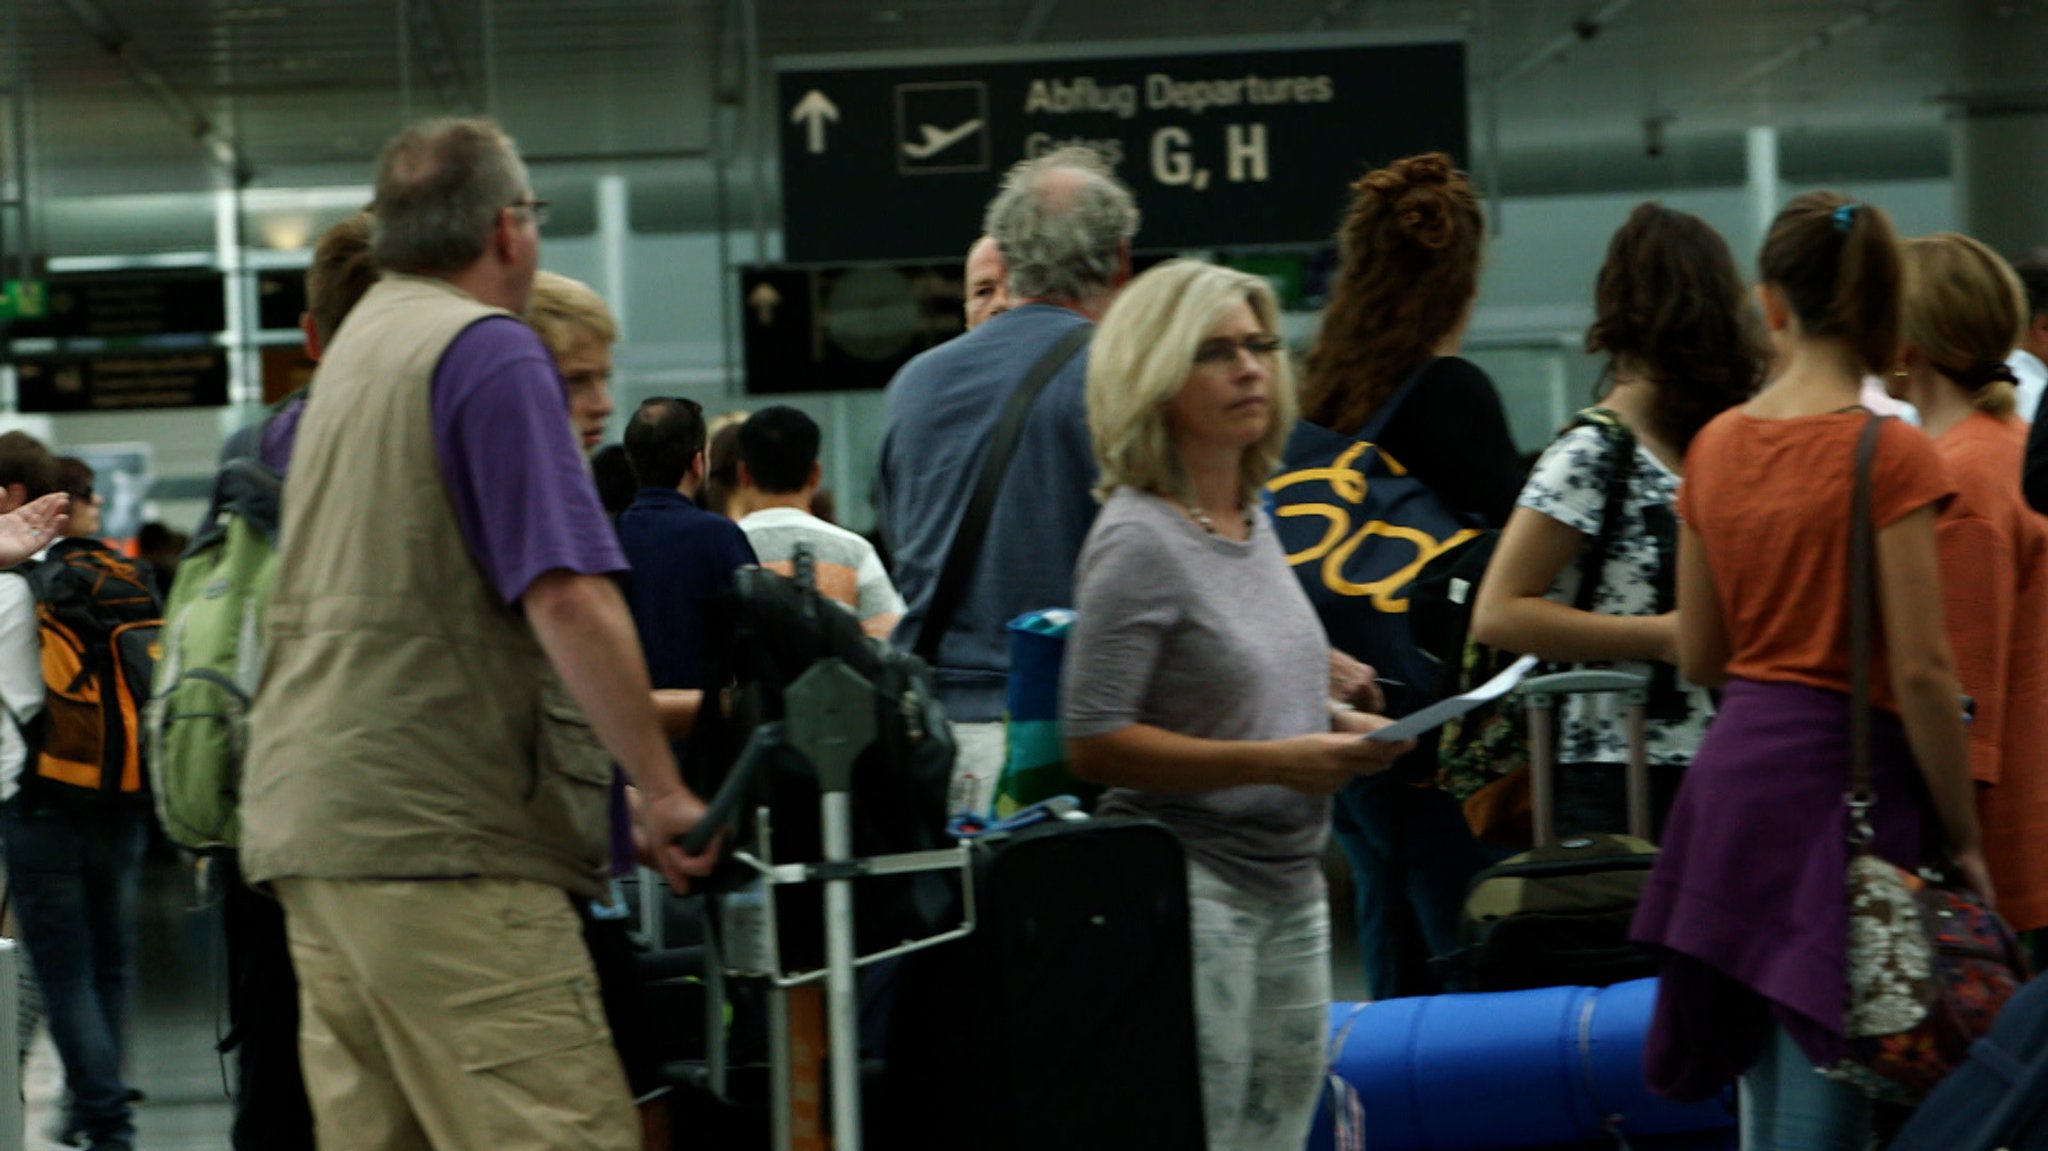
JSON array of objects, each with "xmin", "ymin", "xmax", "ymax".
[{"xmin": 1832, "ymin": 203, "xmax": 1860, "ymax": 232}]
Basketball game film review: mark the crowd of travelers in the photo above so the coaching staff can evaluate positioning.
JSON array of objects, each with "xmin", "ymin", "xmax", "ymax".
[{"xmin": 0, "ymin": 111, "xmax": 2042, "ymax": 1151}]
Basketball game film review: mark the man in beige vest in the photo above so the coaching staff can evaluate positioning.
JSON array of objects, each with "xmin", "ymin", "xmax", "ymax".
[{"xmin": 240, "ymin": 117, "xmax": 714, "ymax": 1151}]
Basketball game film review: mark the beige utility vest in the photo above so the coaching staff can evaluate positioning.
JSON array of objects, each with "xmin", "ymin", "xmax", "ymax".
[{"xmin": 240, "ymin": 274, "xmax": 609, "ymax": 898}]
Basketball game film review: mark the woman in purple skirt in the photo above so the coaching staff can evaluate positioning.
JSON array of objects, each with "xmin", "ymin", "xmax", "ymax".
[{"xmin": 1629, "ymin": 192, "xmax": 1993, "ymax": 1150}]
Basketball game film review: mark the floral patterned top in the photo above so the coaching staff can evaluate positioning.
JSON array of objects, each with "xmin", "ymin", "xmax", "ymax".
[{"xmin": 1517, "ymin": 422, "xmax": 1714, "ymax": 766}]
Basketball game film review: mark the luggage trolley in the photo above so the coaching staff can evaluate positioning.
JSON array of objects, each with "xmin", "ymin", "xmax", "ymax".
[{"xmin": 680, "ymin": 557, "xmax": 977, "ymax": 1151}]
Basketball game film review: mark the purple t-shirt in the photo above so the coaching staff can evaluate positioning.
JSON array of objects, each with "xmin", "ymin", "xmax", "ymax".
[
  {"xmin": 432, "ymin": 317, "xmax": 634, "ymax": 878},
  {"xmin": 431, "ymin": 316, "xmax": 626, "ymax": 601}
]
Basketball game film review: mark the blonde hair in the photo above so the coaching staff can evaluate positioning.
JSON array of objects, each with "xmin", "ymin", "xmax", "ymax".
[
  {"xmin": 1086, "ymin": 259, "xmax": 1295, "ymax": 505},
  {"xmin": 1901, "ymin": 233, "xmax": 2027, "ymax": 416},
  {"xmin": 526, "ymin": 270, "xmax": 617, "ymax": 360}
]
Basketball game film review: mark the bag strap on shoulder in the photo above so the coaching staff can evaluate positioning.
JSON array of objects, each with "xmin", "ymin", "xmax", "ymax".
[
  {"xmin": 1566, "ymin": 408, "xmax": 1641, "ymax": 613},
  {"xmin": 1847, "ymin": 413, "xmax": 1886, "ymax": 844},
  {"xmin": 1354, "ymin": 356, "xmax": 1442, "ymax": 444},
  {"xmin": 913, "ymin": 323, "xmax": 1092, "ymax": 665}
]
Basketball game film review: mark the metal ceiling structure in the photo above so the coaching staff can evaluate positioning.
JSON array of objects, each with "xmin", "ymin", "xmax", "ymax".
[{"xmin": 2, "ymin": 0, "xmax": 2045, "ymax": 198}]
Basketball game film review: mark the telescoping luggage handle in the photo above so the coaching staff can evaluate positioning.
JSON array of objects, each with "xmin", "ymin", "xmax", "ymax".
[{"xmin": 1524, "ymin": 669, "xmax": 1652, "ymax": 850}]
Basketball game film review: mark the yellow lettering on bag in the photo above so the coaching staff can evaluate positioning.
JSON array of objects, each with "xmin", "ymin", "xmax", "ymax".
[
  {"xmin": 1267, "ymin": 442, "xmax": 1372, "ymax": 503},
  {"xmin": 1273, "ymin": 503, "xmax": 1349, "ymax": 564},
  {"xmin": 1325, "ymin": 522, "xmax": 1481, "ymax": 611},
  {"xmin": 1268, "ymin": 439, "xmax": 1472, "ymax": 609}
]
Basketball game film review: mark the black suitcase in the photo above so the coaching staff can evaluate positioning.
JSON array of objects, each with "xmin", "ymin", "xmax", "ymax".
[
  {"xmin": 881, "ymin": 818, "xmax": 1207, "ymax": 1151},
  {"xmin": 1452, "ymin": 669, "xmax": 1663, "ymax": 992}
]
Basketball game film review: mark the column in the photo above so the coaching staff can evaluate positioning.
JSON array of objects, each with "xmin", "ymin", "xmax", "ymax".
[
  {"xmin": 597, "ymin": 174, "xmax": 630, "ymax": 340},
  {"xmin": 1744, "ymin": 126, "xmax": 1779, "ymax": 257},
  {"xmin": 1951, "ymin": 106, "xmax": 2048, "ymax": 259}
]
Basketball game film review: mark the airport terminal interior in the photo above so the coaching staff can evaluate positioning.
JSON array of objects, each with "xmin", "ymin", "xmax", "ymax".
[{"xmin": 1, "ymin": 1, "xmax": 2047, "ymax": 1149}]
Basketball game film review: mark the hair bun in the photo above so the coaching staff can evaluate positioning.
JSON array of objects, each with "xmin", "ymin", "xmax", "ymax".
[
  {"xmin": 1351, "ymin": 153, "xmax": 1464, "ymax": 250},
  {"xmin": 1398, "ymin": 152, "xmax": 1456, "ymax": 186},
  {"xmin": 1398, "ymin": 189, "xmax": 1455, "ymax": 250},
  {"xmin": 1355, "ymin": 168, "xmax": 1405, "ymax": 198}
]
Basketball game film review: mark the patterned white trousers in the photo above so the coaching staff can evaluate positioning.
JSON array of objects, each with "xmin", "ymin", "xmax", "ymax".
[{"xmin": 1186, "ymin": 861, "xmax": 1331, "ymax": 1151}]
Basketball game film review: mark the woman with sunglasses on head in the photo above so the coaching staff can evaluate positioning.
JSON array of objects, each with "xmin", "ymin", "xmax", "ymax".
[
  {"xmin": 1062, "ymin": 259, "xmax": 1411, "ymax": 1151},
  {"xmin": 1889, "ymin": 233, "xmax": 2048, "ymax": 948},
  {"xmin": 1630, "ymin": 193, "xmax": 1989, "ymax": 1149}
]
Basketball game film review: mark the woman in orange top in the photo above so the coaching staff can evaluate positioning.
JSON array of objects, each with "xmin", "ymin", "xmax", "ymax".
[
  {"xmin": 1629, "ymin": 193, "xmax": 1989, "ymax": 1149},
  {"xmin": 1891, "ymin": 232, "xmax": 2048, "ymax": 936}
]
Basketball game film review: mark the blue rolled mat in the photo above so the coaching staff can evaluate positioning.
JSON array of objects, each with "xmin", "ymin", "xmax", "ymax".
[{"xmin": 1306, "ymin": 979, "xmax": 1734, "ymax": 1151}]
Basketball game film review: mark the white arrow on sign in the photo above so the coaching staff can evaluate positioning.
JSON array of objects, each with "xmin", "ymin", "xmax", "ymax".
[
  {"xmin": 790, "ymin": 90, "xmax": 840, "ymax": 155},
  {"xmin": 748, "ymin": 282, "xmax": 783, "ymax": 325}
]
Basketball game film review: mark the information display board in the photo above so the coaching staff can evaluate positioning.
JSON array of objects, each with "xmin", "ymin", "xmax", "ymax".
[
  {"xmin": 740, "ymin": 262, "xmax": 964, "ymax": 394},
  {"xmin": 15, "ymin": 349, "xmax": 231, "ymax": 412},
  {"xmin": 777, "ymin": 36, "xmax": 1467, "ymax": 263},
  {"xmin": 10, "ymin": 269, "xmax": 226, "ymax": 339}
]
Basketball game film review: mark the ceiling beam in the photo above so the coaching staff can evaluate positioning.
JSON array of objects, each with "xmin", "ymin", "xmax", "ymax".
[
  {"xmin": 1017, "ymin": 0, "xmax": 1059, "ymax": 43},
  {"xmin": 404, "ymin": 0, "xmax": 482, "ymax": 114},
  {"xmin": 53, "ymin": 0, "xmax": 254, "ymax": 185},
  {"xmin": 1697, "ymin": 0, "xmax": 1906, "ymax": 106},
  {"xmin": 1491, "ymin": 0, "xmax": 1638, "ymax": 90}
]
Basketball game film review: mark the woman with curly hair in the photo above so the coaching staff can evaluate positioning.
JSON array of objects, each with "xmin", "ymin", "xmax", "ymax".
[
  {"xmin": 1472, "ymin": 203, "xmax": 1762, "ymax": 836},
  {"xmin": 1280, "ymin": 152, "xmax": 1524, "ymax": 999},
  {"xmin": 1300, "ymin": 152, "xmax": 1524, "ymax": 522}
]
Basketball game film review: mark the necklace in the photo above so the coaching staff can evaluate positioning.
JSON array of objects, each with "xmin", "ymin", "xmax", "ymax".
[{"xmin": 1183, "ymin": 499, "xmax": 1252, "ymax": 537}]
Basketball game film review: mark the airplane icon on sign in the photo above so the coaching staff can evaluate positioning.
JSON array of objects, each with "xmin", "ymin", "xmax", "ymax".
[
  {"xmin": 902, "ymin": 119, "xmax": 985, "ymax": 160},
  {"xmin": 894, "ymin": 81, "xmax": 990, "ymax": 174}
]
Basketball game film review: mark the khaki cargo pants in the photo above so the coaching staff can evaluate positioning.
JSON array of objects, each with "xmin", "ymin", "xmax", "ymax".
[{"xmin": 276, "ymin": 876, "xmax": 637, "ymax": 1151}]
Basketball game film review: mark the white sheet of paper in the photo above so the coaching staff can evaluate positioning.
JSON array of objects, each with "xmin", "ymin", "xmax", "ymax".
[{"xmin": 1364, "ymin": 654, "xmax": 1540, "ymax": 743}]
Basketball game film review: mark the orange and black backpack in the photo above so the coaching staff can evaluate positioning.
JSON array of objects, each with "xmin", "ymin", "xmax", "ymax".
[{"xmin": 13, "ymin": 539, "xmax": 161, "ymax": 804}]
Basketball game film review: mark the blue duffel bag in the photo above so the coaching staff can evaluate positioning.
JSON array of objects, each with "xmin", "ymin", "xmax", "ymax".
[{"xmin": 1307, "ymin": 979, "xmax": 1734, "ymax": 1151}]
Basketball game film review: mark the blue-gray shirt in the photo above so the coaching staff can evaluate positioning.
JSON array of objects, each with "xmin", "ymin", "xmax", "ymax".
[{"xmin": 876, "ymin": 303, "xmax": 1098, "ymax": 722}]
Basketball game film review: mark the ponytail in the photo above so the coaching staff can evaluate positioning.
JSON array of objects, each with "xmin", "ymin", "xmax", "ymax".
[
  {"xmin": 1900, "ymin": 232, "xmax": 2030, "ymax": 417},
  {"xmin": 1760, "ymin": 192, "xmax": 1902, "ymax": 375}
]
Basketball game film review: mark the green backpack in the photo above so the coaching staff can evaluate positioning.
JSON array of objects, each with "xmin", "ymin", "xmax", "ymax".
[{"xmin": 147, "ymin": 449, "xmax": 281, "ymax": 850}]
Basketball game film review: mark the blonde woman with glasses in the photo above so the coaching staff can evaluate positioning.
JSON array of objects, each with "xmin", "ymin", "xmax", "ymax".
[{"xmin": 1061, "ymin": 259, "xmax": 1410, "ymax": 1151}]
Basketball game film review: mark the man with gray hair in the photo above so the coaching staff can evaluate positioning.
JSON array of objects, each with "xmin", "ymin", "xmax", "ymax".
[
  {"xmin": 240, "ymin": 117, "xmax": 714, "ymax": 1151},
  {"xmin": 876, "ymin": 147, "xmax": 1138, "ymax": 812}
]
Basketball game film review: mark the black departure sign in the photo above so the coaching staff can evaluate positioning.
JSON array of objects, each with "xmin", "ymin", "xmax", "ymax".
[
  {"xmin": 257, "ymin": 268, "xmax": 309, "ymax": 332},
  {"xmin": 777, "ymin": 36, "xmax": 1467, "ymax": 263},
  {"xmin": 15, "ymin": 349, "xmax": 231, "ymax": 412},
  {"xmin": 740, "ymin": 263, "xmax": 964, "ymax": 394},
  {"xmin": 10, "ymin": 269, "xmax": 227, "ymax": 340}
]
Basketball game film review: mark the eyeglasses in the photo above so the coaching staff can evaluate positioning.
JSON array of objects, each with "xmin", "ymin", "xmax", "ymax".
[
  {"xmin": 507, "ymin": 197, "xmax": 551, "ymax": 227},
  {"xmin": 1193, "ymin": 334, "xmax": 1284, "ymax": 366}
]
